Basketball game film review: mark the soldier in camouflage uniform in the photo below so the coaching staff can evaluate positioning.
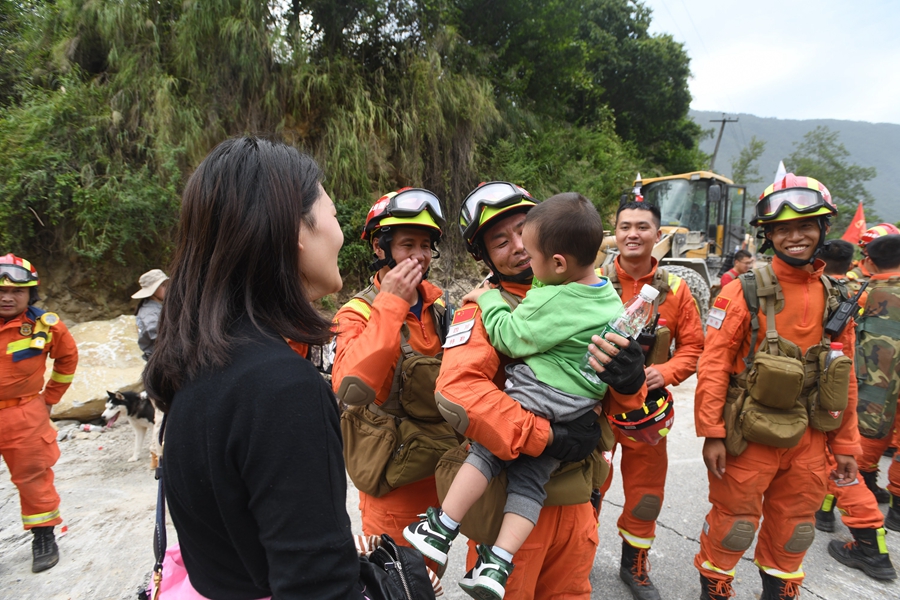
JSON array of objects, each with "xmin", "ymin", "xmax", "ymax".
[
  {"xmin": 814, "ymin": 239, "xmax": 897, "ymax": 580},
  {"xmin": 852, "ymin": 235, "xmax": 900, "ymax": 531}
]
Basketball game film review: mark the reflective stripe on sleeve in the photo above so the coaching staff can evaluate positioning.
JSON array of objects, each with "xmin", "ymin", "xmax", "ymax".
[{"xmin": 50, "ymin": 371, "xmax": 74, "ymax": 383}]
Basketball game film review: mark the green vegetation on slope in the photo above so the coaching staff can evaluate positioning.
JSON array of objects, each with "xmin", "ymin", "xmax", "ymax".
[{"xmin": 0, "ymin": 0, "xmax": 706, "ymax": 299}]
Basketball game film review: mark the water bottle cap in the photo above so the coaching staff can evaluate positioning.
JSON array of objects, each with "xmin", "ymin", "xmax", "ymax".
[
  {"xmin": 658, "ymin": 318, "xmax": 667, "ymax": 326},
  {"xmin": 830, "ymin": 342, "xmax": 843, "ymax": 350},
  {"xmin": 639, "ymin": 284, "xmax": 660, "ymax": 302}
]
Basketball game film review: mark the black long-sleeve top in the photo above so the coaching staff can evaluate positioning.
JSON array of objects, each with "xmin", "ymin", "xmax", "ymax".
[{"xmin": 163, "ymin": 320, "xmax": 360, "ymax": 599}]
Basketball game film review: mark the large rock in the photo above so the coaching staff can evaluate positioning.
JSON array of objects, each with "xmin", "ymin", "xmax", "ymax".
[{"xmin": 49, "ymin": 315, "xmax": 145, "ymax": 421}]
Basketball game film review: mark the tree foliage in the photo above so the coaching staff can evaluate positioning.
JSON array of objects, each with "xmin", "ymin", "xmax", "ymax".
[
  {"xmin": 0, "ymin": 0, "xmax": 702, "ymax": 297},
  {"xmin": 786, "ymin": 126, "xmax": 880, "ymax": 233},
  {"xmin": 730, "ymin": 136, "xmax": 766, "ymax": 187}
]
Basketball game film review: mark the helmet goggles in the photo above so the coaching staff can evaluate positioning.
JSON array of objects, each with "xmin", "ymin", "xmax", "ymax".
[
  {"xmin": 0, "ymin": 263, "xmax": 38, "ymax": 287},
  {"xmin": 384, "ymin": 188, "xmax": 445, "ymax": 225},
  {"xmin": 361, "ymin": 188, "xmax": 446, "ymax": 241},
  {"xmin": 459, "ymin": 182, "xmax": 536, "ymax": 243},
  {"xmin": 754, "ymin": 188, "xmax": 828, "ymax": 224}
]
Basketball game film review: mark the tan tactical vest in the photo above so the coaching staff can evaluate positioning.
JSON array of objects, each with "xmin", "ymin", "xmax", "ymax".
[{"xmin": 722, "ymin": 265, "xmax": 853, "ymax": 456}]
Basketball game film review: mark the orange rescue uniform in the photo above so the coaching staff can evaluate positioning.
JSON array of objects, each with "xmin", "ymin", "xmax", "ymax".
[
  {"xmin": 1, "ymin": 306, "xmax": 78, "ymax": 529},
  {"xmin": 599, "ymin": 257, "xmax": 704, "ymax": 548},
  {"xmin": 332, "ymin": 277, "xmax": 444, "ymax": 545},
  {"xmin": 694, "ymin": 257, "xmax": 861, "ymax": 583},
  {"xmin": 436, "ymin": 281, "xmax": 646, "ymax": 599}
]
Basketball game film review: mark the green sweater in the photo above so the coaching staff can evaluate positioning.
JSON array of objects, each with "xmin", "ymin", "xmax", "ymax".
[{"xmin": 477, "ymin": 280, "xmax": 622, "ymax": 398}]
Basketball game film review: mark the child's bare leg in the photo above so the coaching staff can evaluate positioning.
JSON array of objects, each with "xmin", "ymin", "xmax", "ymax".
[
  {"xmin": 442, "ymin": 462, "xmax": 490, "ymax": 522},
  {"xmin": 494, "ymin": 512, "xmax": 535, "ymax": 556}
]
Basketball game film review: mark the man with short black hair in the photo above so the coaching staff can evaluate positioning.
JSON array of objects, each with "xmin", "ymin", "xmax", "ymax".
[
  {"xmin": 599, "ymin": 200, "xmax": 704, "ymax": 600},
  {"xmin": 720, "ymin": 250, "xmax": 754, "ymax": 288}
]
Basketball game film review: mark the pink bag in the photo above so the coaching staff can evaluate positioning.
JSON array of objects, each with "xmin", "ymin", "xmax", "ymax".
[{"xmin": 148, "ymin": 544, "xmax": 271, "ymax": 600}]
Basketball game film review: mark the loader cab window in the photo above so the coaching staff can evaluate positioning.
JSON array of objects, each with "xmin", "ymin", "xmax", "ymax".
[{"xmin": 642, "ymin": 179, "xmax": 707, "ymax": 233}]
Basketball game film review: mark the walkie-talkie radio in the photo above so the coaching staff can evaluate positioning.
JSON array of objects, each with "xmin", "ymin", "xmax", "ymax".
[{"xmin": 824, "ymin": 280, "xmax": 868, "ymax": 338}]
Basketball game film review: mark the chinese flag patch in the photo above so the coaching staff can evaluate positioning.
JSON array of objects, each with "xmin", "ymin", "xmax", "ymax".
[
  {"xmin": 451, "ymin": 307, "xmax": 477, "ymax": 325},
  {"xmin": 712, "ymin": 296, "xmax": 730, "ymax": 311}
]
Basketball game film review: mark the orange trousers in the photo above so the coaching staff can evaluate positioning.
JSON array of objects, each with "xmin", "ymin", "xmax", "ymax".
[
  {"xmin": 359, "ymin": 475, "xmax": 440, "ymax": 574},
  {"xmin": 695, "ymin": 428, "xmax": 827, "ymax": 583},
  {"xmin": 824, "ymin": 449, "xmax": 883, "ymax": 529},
  {"xmin": 891, "ymin": 424, "xmax": 900, "ymax": 496},
  {"xmin": 598, "ymin": 427, "xmax": 668, "ymax": 547},
  {"xmin": 465, "ymin": 502, "xmax": 597, "ymax": 600},
  {"xmin": 858, "ymin": 411, "xmax": 897, "ymax": 472},
  {"xmin": 0, "ymin": 396, "xmax": 62, "ymax": 529}
]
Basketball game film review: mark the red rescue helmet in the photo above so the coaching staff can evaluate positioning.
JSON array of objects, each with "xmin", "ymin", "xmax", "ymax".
[
  {"xmin": 361, "ymin": 188, "xmax": 445, "ymax": 242},
  {"xmin": 752, "ymin": 174, "xmax": 836, "ymax": 227},
  {"xmin": 609, "ymin": 387, "xmax": 674, "ymax": 446},
  {"xmin": 859, "ymin": 223, "xmax": 900, "ymax": 250},
  {"xmin": 0, "ymin": 253, "xmax": 39, "ymax": 287}
]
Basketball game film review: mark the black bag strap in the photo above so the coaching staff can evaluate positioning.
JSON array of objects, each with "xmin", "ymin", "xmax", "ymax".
[{"xmin": 151, "ymin": 414, "xmax": 167, "ymax": 600}]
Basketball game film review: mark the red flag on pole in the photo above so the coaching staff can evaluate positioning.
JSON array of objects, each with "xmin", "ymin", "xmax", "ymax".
[{"xmin": 840, "ymin": 201, "xmax": 867, "ymax": 243}]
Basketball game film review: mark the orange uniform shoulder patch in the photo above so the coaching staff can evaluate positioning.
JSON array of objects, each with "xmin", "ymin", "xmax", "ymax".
[{"xmin": 712, "ymin": 296, "xmax": 730, "ymax": 312}]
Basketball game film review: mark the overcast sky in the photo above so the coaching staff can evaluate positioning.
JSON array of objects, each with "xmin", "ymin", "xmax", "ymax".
[{"xmin": 642, "ymin": 0, "xmax": 900, "ymax": 125}]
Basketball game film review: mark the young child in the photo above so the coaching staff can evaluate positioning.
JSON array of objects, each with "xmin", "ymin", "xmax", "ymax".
[{"xmin": 404, "ymin": 193, "xmax": 623, "ymax": 599}]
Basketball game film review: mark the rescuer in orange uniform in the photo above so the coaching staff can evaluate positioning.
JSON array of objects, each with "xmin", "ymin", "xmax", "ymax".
[
  {"xmin": 332, "ymin": 189, "xmax": 451, "ymax": 549},
  {"xmin": 0, "ymin": 254, "xmax": 77, "ymax": 573},
  {"xmin": 694, "ymin": 175, "xmax": 862, "ymax": 600},
  {"xmin": 434, "ymin": 182, "xmax": 647, "ymax": 599},
  {"xmin": 598, "ymin": 201, "xmax": 704, "ymax": 599}
]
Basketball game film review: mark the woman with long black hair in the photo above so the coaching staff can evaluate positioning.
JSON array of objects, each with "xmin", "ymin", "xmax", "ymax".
[{"xmin": 144, "ymin": 137, "xmax": 358, "ymax": 599}]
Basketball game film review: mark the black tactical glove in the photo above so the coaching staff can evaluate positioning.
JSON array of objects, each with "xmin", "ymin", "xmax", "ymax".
[
  {"xmin": 543, "ymin": 409, "xmax": 602, "ymax": 463},
  {"xmin": 595, "ymin": 337, "xmax": 646, "ymax": 395}
]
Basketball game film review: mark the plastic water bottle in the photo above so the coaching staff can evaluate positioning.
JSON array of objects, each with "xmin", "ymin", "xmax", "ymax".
[
  {"xmin": 580, "ymin": 284, "xmax": 660, "ymax": 384},
  {"xmin": 824, "ymin": 342, "xmax": 844, "ymax": 371}
]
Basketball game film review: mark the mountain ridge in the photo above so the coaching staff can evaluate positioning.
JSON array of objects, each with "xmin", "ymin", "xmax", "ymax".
[{"xmin": 689, "ymin": 110, "xmax": 900, "ymax": 223}]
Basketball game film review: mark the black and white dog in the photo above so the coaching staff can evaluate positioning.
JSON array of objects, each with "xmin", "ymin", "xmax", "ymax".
[{"xmin": 102, "ymin": 391, "xmax": 155, "ymax": 462}]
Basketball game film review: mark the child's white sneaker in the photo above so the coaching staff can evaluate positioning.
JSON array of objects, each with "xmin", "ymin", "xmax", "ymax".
[
  {"xmin": 403, "ymin": 507, "xmax": 458, "ymax": 566},
  {"xmin": 459, "ymin": 543, "xmax": 514, "ymax": 600}
]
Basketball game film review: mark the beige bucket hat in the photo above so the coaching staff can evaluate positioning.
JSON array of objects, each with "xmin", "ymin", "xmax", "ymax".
[{"xmin": 132, "ymin": 269, "xmax": 169, "ymax": 299}]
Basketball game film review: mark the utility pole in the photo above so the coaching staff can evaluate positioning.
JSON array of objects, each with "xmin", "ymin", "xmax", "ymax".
[{"xmin": 709, "ymin": 113, "xmax": 738, "ymax": 172}]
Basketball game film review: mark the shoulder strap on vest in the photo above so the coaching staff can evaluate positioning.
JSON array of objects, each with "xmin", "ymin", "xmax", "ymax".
[
  {"xmin": 353, "ymin": 281, "xmax": 379, "ymax": 306},
  {"xmin": 739, "ymin": 266, "xmax": 782, "ymax": 363},
  {"xmin": 652, "ymin": 266, "xmax": 671, "ymax": 310},
  {"xmin": 498, "ymin": 288, "xmax": 523, "ymax": 310},
  {"xmin": 600, "ymin": 263, "xmax": 622, "ymax": 297}
]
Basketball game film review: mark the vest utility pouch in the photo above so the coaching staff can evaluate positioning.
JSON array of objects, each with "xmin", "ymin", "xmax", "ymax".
[
  {"xmin": 645, "ymin": 326, "xmax": 671, "ymax": 367},
  {"xmin": 746, "ymin": 345, "xmax": 805, "ymax": 410},
  {"xmin": 341, "ymin": 405, "xmax": 397, "ymax": 497},
  {"xmin": 384, "ymin": 419, "xmax": 458, "ymax": 490},
  {"xmin": 724, "ymin": 384, "xmax": 748, "ymax": 457},
  {"xmin": 817, "ymin": 349, "xmax": 851, "ymax": 412},
  {"xmin": 740, "ymin": 397, "xmax": 808, "ymax": 448},
  {"xmin": 398, "ymin": 355, "xmax": 445, "ymax": 422}
]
